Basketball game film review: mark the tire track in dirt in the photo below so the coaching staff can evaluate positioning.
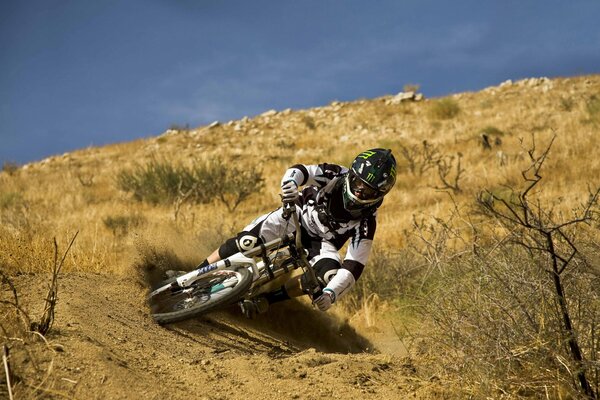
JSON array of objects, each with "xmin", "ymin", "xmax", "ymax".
[{"xmin": 5, "ymin": 272, "xmax": 449, "ymax": 399}]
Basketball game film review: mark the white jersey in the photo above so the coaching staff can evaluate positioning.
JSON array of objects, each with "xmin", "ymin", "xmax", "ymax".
[{"xmin": 280, "ymin": 163, "xmax": 380, "ymax": 280}]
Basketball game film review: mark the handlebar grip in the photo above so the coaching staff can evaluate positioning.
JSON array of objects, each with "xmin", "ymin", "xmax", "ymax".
[
  {"xmin": 311, "ymin": 288, "xmax": 323, "ymax": 300},
  {"xmin": 282, "ymin": 202, "xmax": 294, "ymax": 220}
]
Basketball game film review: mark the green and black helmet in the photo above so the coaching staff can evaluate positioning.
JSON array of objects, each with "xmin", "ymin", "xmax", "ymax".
[{"xmin": 342, "ymin": 148, "xmax": 397, "ymax": 212}]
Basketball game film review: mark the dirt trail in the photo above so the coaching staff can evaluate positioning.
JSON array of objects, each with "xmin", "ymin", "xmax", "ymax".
[{"xmin": 5, "ymin": 272, "xmax": 448, "ymax": 399}]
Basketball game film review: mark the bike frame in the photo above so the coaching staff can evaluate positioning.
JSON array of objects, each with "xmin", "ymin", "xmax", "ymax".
[{"xmin": 148, "ymin": 206, "xmax": 321, "ymax": 300}]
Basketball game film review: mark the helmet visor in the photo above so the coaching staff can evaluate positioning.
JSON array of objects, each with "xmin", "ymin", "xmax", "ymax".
[{"xmin": 347, "ymin": 173, "xmax": 382, "ymax": 202}]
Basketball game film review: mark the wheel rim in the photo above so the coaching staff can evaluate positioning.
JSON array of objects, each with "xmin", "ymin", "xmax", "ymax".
[{"xmin": 151, "ymin": 270, "xmax": 240, "ymax": 315}]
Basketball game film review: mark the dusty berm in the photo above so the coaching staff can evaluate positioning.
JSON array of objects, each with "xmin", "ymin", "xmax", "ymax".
[{"xmin": 0, "ymin": 269, "xmax": 450, "ymax": 400}]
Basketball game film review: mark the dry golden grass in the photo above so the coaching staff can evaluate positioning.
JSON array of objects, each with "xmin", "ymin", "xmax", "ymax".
[
  {"xmin": 2, "ymin": 74, "xmax": 600, "ymax": 398},
  {"xmin": 1, "ymin": 75, "xmax": 598, "ymax": 276}
]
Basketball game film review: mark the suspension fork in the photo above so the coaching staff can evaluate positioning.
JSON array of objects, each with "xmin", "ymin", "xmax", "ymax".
[{"xmin": 283, "ymin": 202, "xmax": 322, "ymax": 298}]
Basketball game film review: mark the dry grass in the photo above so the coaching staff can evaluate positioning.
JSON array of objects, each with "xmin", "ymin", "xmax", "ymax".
[{"xmin": 1, "ymin": 74, "xmax": 600, "ymax": 397}]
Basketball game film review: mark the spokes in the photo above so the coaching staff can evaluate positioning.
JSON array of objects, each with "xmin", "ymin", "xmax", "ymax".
[{"xmin": 151, "ymin": 271, "xmax": 239, "ymax": 314}]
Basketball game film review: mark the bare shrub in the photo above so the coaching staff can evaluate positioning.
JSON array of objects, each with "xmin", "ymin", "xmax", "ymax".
[
  {"xmin": 31, "ymin": 232, "xmax": 79, "ymax": 336},
  {"xmin": 398, "ymin": 140, "xmax": 442, "ymax": 176},
  {"xmin": 397, "ymin": 141, "xmax": 465, "ymax": 192},
  {"xmin": 476, "ymin": 135, "xmax": 599, "ymax": 398},
  {"xmin": 423, "ymin": 221, "xmax": 600, "ymax": 397},
  {"xmin": 1, "ymin": 293, "xmax": 62, "ymax": 398},
  {"xmin": 433, "ymin": 152, "xmax": 465, "ymax": 193},
  {"xmin": 416, "ymin": 135, "xmax": 600, "ymax": 398},
  {"xmin": 0, "ymin": 234, "xmax": 78, "ymax": 398}
]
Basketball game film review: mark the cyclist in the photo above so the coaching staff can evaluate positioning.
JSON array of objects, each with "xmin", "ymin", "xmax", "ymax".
[{"xmin": 195, "ymin": 148, "xmax": 397, "ymax": 317}]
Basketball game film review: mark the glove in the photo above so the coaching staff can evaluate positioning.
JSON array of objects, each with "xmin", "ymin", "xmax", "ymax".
[
  {"xmin": 314, "ymin": 288, "xmax": 336, "ymax": 311},
  {"xmin": 281, "ymin": 180, "xmax": 299, "ymax": 203}
]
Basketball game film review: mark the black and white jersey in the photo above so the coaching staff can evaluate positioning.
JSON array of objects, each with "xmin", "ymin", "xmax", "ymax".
[{"xmin": 281, "ymin": 163, "xmax": 379, "ymax": 279}]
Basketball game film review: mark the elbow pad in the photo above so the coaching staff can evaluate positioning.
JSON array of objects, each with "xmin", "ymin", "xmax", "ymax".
[
  {"xmin": 280, "ymin": 166, "xmax": 306, "ymax": 187},
  {"xmin": 324, "ymin": 268, "xmax": 355, "ymax": 302}
]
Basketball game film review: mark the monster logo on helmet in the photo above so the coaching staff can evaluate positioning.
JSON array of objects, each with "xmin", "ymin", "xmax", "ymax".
[{"xmin": 342, "ymin": 148, "xmax": 397, "ymax": 213}]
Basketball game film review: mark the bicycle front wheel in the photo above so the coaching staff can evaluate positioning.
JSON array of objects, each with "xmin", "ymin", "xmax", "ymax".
[{"xmin": 150, "ymin": 267, "xmax": 252, "ymax": 324}]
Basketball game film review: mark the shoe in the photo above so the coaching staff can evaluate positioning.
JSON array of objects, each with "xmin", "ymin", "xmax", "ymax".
[
  {"xmin": 239, "ymin": 296, "xmax": 269, "ymax": 319},
  {"xmin": 164, "ymin": 270, "xmax": 186, "ymax": 279}
]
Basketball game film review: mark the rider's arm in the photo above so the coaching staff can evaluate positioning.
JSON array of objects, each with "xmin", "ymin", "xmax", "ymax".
[
  {"xmin": 281, "ymin": 163, "xmax": 347, "ymax": 188},
  {"xmin": 324, "ymin": 216, "xmax": 376, "ymax": 302}
]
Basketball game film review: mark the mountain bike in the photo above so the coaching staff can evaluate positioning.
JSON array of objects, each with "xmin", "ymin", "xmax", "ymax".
[{"xmin": 148, "ymin": 203, "xmax": 321, "ymax": 324}]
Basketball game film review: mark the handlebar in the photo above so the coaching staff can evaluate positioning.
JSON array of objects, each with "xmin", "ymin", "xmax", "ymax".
[
  {"xmin": 284, "ymin": 202, "xmax": 322, "ymax": 298},
  {"xmin": 281, "ymin": 201, "xmax": 294, "ymax": 220}
]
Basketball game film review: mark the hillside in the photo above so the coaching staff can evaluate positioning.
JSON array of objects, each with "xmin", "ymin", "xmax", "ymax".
[{"xmin": 1, "ymin": 74, "xmax": 600, "ymax": 399}]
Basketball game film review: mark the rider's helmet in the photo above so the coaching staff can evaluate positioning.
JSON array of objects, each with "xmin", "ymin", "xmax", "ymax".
[{"xmin": 342, "ymin": 148, "xmax": 397, "ymax": 213}]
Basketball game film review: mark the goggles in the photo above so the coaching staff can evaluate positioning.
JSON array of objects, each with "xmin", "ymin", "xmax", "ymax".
[{"xmin": 346, "ymin": 173, "xmax": 382, "ymax": 204}]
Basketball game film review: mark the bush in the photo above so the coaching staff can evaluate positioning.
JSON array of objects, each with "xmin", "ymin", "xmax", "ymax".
[
  {"xmin": 116, "ymin": 158, "xmax": 264, "ymax": 211},
  {"xmin": 410, "ymin": 137, "xmax": 600, "ymax": 398},
  {"xmin": 428, "ymin": 98, "xmax": 460, "ymax": 120},
  {"xmin": 302, "ymin": 115, "xmax": 316, "ymax": 130},
  {"xmin": 559, "ymin": 96, "xmax": 575, "ymax": 112},
  {"xmin": 586, "ymin": 94, "xmax": 600, "ymax": 125},
  {"xmin": 116, "ymin": 159, "xmax": 180, "ymax": 204},
  {"xmin": 2, "ymin": 161, "xmax": 19, "ymax": 175},
  {"xmin": 479, "ymin": 125, "xmax": 505, "ymax": 137},
  {"xmin": 103, "ymin": 214, "xmax": 146, "ymax": 236},
  {"xmin": 422, "ymin": 239, "xmax": 600, "ymax": 398}
]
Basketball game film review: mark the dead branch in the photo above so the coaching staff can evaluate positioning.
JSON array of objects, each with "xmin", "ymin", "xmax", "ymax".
[
  {"xmin": 76, "ymin": 173, "xmax": 94, "ymax": 187},
  {"xmin": 434, "ymin": 153, "xmax": 465, "ymax": 193},
  {"xmin": 0, "ymin": 271, "xmax": 31, "ymax": 330},
  {"xmin": 398, "ymin": 140, "xmax": 443, "ymax": 176},
  {"xmin": 2, "ymin": 345, "xmax": 13, "ymax": 400},
  {"xmin": 477, "ymin": 134, "xmax": 598, "ymax": 399},
  {"xmin": 32, "ymin": 231, "xmax": 79, "ymax": 336}
]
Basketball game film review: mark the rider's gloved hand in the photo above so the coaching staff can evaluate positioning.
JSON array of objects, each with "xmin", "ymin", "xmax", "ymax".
[
  {"xmin": 314, "ymin": 288, "xmax": 336, "ymax": 311},
  {"xmin": 281, "ymin": 180, "xmax": 299, "ymax": 203}
]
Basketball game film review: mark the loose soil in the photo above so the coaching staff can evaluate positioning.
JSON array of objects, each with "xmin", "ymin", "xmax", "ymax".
[{"xmin": 2, "ymin": 271, "xmax": 452, "ymax": 399}]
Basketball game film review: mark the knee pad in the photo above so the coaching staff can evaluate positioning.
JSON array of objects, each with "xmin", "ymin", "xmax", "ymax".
[{"xmin": 218, "ymin": 231, "xmax": 262, "ymax": 259}]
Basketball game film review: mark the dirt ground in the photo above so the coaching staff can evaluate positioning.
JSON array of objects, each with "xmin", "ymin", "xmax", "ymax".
[{"xmin": 2, "ymin": 271, "xmax": 455, "ymax": 400}]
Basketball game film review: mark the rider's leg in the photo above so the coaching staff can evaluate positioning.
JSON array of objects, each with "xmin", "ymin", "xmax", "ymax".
[
  {"xmin": 263, "ymin": 241, "xmax": 342, "ymax": 304},
  {"xmin": 199, "ymin": 207, "xmax": 295, "ymax": 267},
  {"xmin": 248, "ymin": 254, "xmax": 342, "ymax": 314},
  {"xmin": 205, "ymin": 248, "xmax": 220, "ymax": 264}
]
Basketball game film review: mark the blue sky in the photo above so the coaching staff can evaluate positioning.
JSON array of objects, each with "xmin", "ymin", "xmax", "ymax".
[{"xmin": 1, "ymin": 1, "xmax": 599, "ymax": 166}]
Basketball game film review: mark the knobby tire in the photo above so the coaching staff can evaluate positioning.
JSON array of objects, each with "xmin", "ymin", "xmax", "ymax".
[{"xmin": 150, "ymin": 267, "xmax": 252, "ymax": 324}]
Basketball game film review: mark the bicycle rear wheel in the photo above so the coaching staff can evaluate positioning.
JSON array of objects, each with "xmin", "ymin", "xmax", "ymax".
[{"xmin": 150, "ymin": 267, "xmax": 252, "ymax": 324}]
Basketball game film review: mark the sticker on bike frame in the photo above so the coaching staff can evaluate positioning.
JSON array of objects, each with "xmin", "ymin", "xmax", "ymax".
[{"xmin": 197, "ymin": 263, "xmax": 218, "ymax": 276}]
